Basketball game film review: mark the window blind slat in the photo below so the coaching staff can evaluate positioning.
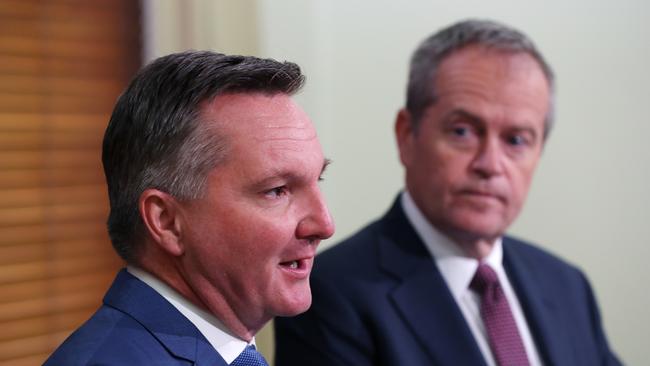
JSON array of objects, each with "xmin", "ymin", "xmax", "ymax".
[
  {"xmin": 0, "ymin": 75, "xmax": 124, "ymax": 95},
  {"xmin": 0, "ymin": 203, "xmax": 106, "ymax": 228},
  {"xmin": 0, "ymin": 309, "xmax": 94, "ymax": 344},
  {"xmin": 0, "ymin": 35, "xmax": 137, "ymax": 61},
  {"xmin": 0, "ymin": 130, "xmax": 105, "ymax": 149},
  {"xmin": 0, "ymin": 169, "xmax": 104, "ymax": 189},
  {"xmin": 0, "ymin": 352, "xmax": 52, "ymax": 366},
  {"xmin": 0, "ymin": 150, "xmax": 102, "ymax": 169},
  {"xmin": 0, "ymin": 18, "xmax": 138, "ymax": 43},
  {"xmin": 0, "ymin": 0, "xmax": 131, "ymax": 19},
  {"xmin": 0, "ymin": 93, "xmax": 118, "ymax": 113},
  {"xmin": 0, "ymin": 221, "xmax": 107, "ymax": 246},
  {"xmin": 0, "ymin": 332, "xmax": 67, "ymax": 362},
  {"xmin": 0, "ymin": 288, "xmax": 107, "ymax": 324},
  {"xmin": 0, "ymin": 240, "xmax": 112, "ymax": 268},
  {"xmin": 1, "ymin": 272, "xmax": 115, "ymax": 303},
  {"xmin": 0, "ymin": 185, "xmax": 107, "ymax": 208},
  {"xmin": 0, "ymin": 255, "xmax": 120, "ymax": 285},
  {"xmin": 0, "ymin": 55, "xmax": 133, "ymax": 79},
  {"xmin": 0, "ymin": 113, "xmax": 110, "ymax": 130}
]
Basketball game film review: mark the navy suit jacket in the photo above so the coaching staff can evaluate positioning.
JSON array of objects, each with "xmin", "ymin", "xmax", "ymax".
[
  {"xmin": 275, "ymin": 197, "xmax": 621, "ymax": 366},
  {"xmin": 44, "ymin": 269, "xmax": 227, "ymax": 366}
]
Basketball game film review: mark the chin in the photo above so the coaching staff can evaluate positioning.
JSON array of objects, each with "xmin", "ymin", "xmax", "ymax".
[
  {"xmin": 274, "ymin": 289, "xmax": 312, "ymax": 316},
  {"xmin": 448, "ymin": 214, "xmax": 507, "ymax": 241}
]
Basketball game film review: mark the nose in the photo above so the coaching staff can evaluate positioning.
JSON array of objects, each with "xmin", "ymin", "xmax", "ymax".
[
  {"xmin": 470, "ymin": 138, "xmax": 504, "ymax": 179},
  {"xmin": 296, "ymin": 188, "xmax": 335, "ymax": 243}
]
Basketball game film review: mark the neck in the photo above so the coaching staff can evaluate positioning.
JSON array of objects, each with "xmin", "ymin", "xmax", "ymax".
[
  {"xmin": 440, "ymin": 228, "xmax": 496, "ymax": 260},
  {"xmin": 136, "ymin": 247, "xmax": 261, "ymax": 341},
  {"xmin": 455, "ymin": 238, "xmax": 494, "ymax": 260}
]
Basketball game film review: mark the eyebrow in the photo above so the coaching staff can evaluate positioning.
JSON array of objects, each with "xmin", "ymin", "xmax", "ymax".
[
  {"xmin": 444, "ymin": 109, "xmax": 483, "ymax": 127},
  {"xmin": 250, "ymin": 157, "xmax": 333, "ymax": 191},
  {"xmin": 445, "ymin": 108, "xmax": 540, "ymax": 140}
]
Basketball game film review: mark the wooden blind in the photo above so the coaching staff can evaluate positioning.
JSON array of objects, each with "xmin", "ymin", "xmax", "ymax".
[{"xmin": 0, "ymin": 1, "xmax": 140, "ymax": 364}]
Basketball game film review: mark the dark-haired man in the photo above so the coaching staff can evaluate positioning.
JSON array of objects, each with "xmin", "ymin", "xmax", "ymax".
[
  {"xmin": 275, "ymin": 19, "xmax": 620, "ymax": 366},
  {"xmin": 45, "ymin": 51, "xmax": 334, "ymax": 365}
]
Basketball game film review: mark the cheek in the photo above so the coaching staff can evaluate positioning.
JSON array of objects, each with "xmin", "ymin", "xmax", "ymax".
[
  {"xmin": 184, "ymin": 213, "xmax": 249, "ymax": 267},
  {"xmin": 240, "ymin": 219, "xmax": 297, "ymax": 259},
  {"xmin": 432, "ymin": 152, "xmax": 470, "ymax": 187},
  {"xmin": 509, "ymin": 166, "xmax": 537, "ymax": 204},
  {"xmin": 412, "ymin": 151, "xmax": 465, "ymax": 198}
]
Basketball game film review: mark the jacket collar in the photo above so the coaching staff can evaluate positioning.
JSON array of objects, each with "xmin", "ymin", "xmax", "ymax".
[
  {"xmin": 103, "ymin": 269, "xmax": 228, "ymax": 366},
  {"xmin": 377, "ymin": 195, "xmax": 574, "ymax": 365},
  {"xmin": 503, "ymin": 240, "xmax": 571, "ymax": 365},
  {"xmin": 377, "ymin": 196, "xmax": 488, "ymax": 366}
]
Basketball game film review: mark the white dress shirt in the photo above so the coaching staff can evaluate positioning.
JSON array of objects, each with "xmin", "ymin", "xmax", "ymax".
[
  {"xmin": 401, "ymin": 191, "xmax": 543, "ymax": 366},
  {"xmin": 127, "ymin": 266, "xmax": 253, "ymax": 364}
]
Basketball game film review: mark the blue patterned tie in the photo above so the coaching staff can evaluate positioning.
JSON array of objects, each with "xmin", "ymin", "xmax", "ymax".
[{"xmin": 230, "ymin": 345, "xmax": 269, "ymax": 366}]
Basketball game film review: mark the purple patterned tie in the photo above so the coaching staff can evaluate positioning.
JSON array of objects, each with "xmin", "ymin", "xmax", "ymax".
[
  {"xmin": 230, "ymin": 345, "xmax": 269, "ymax": 366},
  {"xmin": 470, "ymin": 263, "xmax": 530, "ymax": 366}
]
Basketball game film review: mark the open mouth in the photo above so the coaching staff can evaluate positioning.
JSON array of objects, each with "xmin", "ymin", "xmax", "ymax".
[
  {"xmin": 280, "ymin": 260, "xmax": 301, "ymax": 269},
  {"xmin": 278, "ymin": 258, "xmax": 313, "ymax": 278}
]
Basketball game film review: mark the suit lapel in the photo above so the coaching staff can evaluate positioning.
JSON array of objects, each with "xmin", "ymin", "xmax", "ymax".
[
  {"xmin": 103, "ymin": 270, "xmax": 228, "ymax": 366},
  {"xmin": 378, "ymin": 199, "xmax": 487, "ymax": 366},
  {"xmin": 503, "ymin": 239, "xmax": 573, "ymax": 366}
]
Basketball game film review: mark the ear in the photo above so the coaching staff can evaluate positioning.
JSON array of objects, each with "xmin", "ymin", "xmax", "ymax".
[
  {"xmin": 139, "ymin": 189, "xmax": 185, "ymax": 257},
  {"xmin": 395, "ymin": 108, "xmax": 416, "ymax": 167}
]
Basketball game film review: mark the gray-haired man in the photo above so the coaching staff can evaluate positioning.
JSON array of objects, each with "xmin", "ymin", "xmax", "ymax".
[{"xmin": 275, "ymin": 19, "xmax": 620, "ymax": 366}]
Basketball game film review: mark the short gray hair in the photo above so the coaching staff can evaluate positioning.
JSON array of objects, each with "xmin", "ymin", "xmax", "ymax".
[
  {"xmin": 103, "ymin": 51, "xmax": 305, "ymax": 262},
  {"xmin": 406, "ymin": 19, "xmax": 555, "ymax": 139}
]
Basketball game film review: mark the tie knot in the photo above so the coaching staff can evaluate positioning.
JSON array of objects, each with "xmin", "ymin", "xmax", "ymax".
[
  {"xmin": 230, "ymin": 345, "xmax": 269, "ymax": 366},
  {"xmin": 470, "ymin": 263, "xmax": 499, "ymax": 294}
]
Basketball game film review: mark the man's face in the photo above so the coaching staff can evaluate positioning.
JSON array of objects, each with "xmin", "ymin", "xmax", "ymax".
[
  {"xmin": 178, "ymin": 93, "xmax": 334, "ymax": 332},
  {"xmin": 398, "ymin": 46, "xmax": 550, "ymax": 244}
]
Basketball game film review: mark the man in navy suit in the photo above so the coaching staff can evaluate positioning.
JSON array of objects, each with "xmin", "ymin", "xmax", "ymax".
[
  {"xmin": 275, "ymin": 19, "xmax": 621, "ymax": 365},
  {"xmin": 45, "ymin": 51, "xmax": 334, "ymax": 365}
]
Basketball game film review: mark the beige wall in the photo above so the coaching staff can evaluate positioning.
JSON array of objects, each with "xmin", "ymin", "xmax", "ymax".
[{"xmin": 144, "ymin": 0, "xmax": 650, "ymax": 364}]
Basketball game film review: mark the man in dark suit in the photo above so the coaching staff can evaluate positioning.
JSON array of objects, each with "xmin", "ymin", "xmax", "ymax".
[
  {"xmin": 275, "ymin": 19, "xmax": 621, "ymax": 366},
  {"xmin": 45, "ymin": 51, "xmax": 334, "ymax": 365}
]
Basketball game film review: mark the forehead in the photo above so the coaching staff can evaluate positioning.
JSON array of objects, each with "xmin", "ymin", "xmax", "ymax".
[
  {"xmin": 433, "ymin": 46, "xmax": 550, "ymax": 126},
  {"xmin": 200, "ymin": 93, "xmax": 322, "ymax": 175},
  {"xmin": 438, "ymin": 45, "xmax": 547, "ymax": 81},
  {"xmin": 202, "ymin": 93, "xmax": 316, "ymax": 143}
]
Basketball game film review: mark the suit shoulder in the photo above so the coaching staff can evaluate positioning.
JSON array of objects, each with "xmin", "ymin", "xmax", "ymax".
[
  {"xmin": 504, "ymin": 235, "xmax": 586, "ymax": 279},
  {"xmin": 44, "ymin": 305, "xmax": 170, "ymax": 365}
]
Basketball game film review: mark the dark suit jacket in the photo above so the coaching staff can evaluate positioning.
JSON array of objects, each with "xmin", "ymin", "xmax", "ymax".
[
  {"xmin": 275, "ymin": 196, "xmax": 621, "ymax": 366},
  {"xmin": 44, "ymin": 269, "xmax": 227, "ymax": 366}
]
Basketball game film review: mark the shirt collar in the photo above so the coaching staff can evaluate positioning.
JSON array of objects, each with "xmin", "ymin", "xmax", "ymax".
[
  {"xmin": 127, "ymin": 266, "xmax": 254, "ymax": 364},
  {"xmin": 400, "ymin": 191, "xmax": 503, "ymax": 300}
]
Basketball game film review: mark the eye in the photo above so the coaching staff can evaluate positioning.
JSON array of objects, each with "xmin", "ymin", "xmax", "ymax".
[
  {"xmin": 265, "ymin": 186, "xmax": 288, "ymax": 198},
  {"xmin": 506, "ymin": 134, "xmax": 529, "ymax": 147},
  {"xmin": 452, "ymin": 126, "xmax": 471, "ymax": 137},
  {"xmin": 447, "ymin": 123, "xmax": 478, "ymax": 142}
]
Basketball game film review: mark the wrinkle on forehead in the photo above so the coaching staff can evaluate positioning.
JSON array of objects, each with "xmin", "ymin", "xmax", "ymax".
[
  {"xmin": 437, "ymin": 48, "xmax": 550, "ymax": 98},
  {"xmin": 255, "ymin": 130, "xmax": 319, "ymax": 156},
  {"xmin": 202, "ymin": 93, "xmax": 318, "ymax": 140},
  {"xmin": 244, "ymin": 106, "xmax": 318, "ymax": 145},
  {"xmin": 253, "ymin": 124, "xmax": 318, "ymax": 143},
  {"xmin": 434, "ymin": 48, "xmax": 550, "ymax": 125}
]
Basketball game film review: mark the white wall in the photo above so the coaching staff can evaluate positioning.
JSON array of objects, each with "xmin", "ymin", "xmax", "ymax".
[{"xmin": 146, "ymin": 1, "xmax": 649, "ymax": 363}]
